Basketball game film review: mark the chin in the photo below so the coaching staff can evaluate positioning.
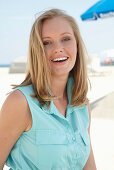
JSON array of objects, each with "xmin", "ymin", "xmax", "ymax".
[{"xmin": 51, "ymin": 70, "xmax": 71, "ymax": 77}]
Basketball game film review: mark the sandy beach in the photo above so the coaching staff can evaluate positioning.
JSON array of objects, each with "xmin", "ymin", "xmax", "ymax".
[{"xmin": 0, "ymin": 66, "xmax": 114, "ymax": 170}]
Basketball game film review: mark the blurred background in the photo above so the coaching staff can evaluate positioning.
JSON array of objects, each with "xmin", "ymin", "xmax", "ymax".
[{"xmin": 0, "ymin": 0, "xmax": 114, "ymax": 169}]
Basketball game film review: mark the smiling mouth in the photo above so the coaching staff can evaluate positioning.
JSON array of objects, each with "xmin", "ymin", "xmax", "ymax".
[{"xmin": 51, "ymin": 57, "xmax": 69, "ymax": 63}]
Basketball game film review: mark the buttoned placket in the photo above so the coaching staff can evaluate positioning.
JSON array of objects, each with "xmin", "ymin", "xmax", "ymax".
[{"xmin": 42, "ymin": 100, "xmax": 81, "ymax": 169}]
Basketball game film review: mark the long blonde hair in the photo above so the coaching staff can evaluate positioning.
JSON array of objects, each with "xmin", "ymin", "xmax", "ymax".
[{"xmin": 13, "ymin": 8, "xmax": 89, "ymax": 107}]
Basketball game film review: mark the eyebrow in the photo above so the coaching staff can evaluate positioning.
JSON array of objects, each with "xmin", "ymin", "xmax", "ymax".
[{"xmin": 42, "ymin": 32, "xmax": 72, "ymax": 39}]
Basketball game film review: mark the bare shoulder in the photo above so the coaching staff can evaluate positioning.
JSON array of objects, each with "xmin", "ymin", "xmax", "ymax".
[
  {"xmin": 0, "ymin": 89, "xmax": 31, "ymax": 133},
  {"xmin": 0, "ymin": 89, "xmax": 32, "ymax": 167},
  {"xmin": 6, "ymin": 89, "xmax": 28, "ymax": 106}
]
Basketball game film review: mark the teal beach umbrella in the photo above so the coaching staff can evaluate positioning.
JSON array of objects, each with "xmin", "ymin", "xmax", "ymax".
[{"xmin": 81, "ymin": 0, "xmax": 114, "ymax": 21}]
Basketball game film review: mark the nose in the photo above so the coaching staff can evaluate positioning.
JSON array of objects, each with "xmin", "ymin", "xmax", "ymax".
[{"xmin": 53, "ymin": 40, "xmax": 63, "ymax": 54}]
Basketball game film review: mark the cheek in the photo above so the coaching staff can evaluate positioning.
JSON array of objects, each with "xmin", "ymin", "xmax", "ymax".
[
  {"xmin": 44, "ymin": 47, "xmax": 51, "ymax": 59},
  {"xmin": 66, "ymin": 42, "xmax": 77, "ymax": 58}
]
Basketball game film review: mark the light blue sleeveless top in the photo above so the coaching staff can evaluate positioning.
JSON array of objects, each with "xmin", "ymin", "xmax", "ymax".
[{"xmin": 6, "ymin": 76, "xmax": 90, "ymax": 170}]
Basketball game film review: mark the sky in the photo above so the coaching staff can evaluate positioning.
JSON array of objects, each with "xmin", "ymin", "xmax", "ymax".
[{"xmin": 0, "ymin": 0, "xmax": 114, "ymax": 64}]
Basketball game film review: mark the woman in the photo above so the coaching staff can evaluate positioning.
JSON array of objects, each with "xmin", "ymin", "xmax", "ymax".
[{"xmin": 0, "ymin": 9, "xmax": 96, "ymax": 170}]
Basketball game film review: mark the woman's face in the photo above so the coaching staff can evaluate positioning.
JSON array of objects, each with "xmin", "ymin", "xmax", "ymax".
[{"xmin": 42, "ymin": 17, "xmax": 77, "ymax": 77}]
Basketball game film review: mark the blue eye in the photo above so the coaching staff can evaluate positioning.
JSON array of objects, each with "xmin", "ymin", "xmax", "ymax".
[
  {"xmin": 43, "ymin": 41, "xmax": 52, "ymax": 45},
  {"xmin": 63, "ymin": 37, "xmax": 70, "ymax": 41}
]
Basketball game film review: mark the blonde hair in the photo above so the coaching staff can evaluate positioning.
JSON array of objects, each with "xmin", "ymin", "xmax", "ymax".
[{"xmin": 13, "ymin": 8, "xmax": 89, "ymax": 107}]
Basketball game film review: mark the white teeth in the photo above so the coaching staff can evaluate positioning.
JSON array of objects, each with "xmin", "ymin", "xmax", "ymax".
[{"xmin": 52, "ymin": 57, "xmax": 68, "ymax": 62}]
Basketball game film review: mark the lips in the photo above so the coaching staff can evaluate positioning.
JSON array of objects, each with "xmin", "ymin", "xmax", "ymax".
[{"xmin": 51, "ymin": 56, "xmax": 69, "ymax": 62}]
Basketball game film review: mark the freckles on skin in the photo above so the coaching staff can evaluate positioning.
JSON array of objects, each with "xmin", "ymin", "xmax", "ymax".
[{"xmin": 41, "ymin": 17, "xmax": 77, "ymax": 77}]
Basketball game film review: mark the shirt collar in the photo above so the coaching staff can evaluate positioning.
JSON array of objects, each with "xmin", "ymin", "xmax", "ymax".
[{"xmin": 41, "ymin": 74, "xmax": 75, "ymax": 115}]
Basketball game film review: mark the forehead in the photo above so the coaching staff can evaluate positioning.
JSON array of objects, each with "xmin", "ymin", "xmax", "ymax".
[{"xmin": 42, "ymin": 17, "xmax": 74, "ymax": 37}]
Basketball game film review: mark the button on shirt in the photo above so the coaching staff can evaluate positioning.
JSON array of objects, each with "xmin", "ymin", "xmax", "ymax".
[{"xmin": 6, "ymin": 76, "xmax": 90, "ymax": 170}]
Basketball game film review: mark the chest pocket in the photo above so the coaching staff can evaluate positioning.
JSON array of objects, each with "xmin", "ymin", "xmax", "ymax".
[
  {"xmin": 75, "ymin": 130, "xmax": 90, "ymax": 168},
  {"xmin": 35, "ymin": 130, "xmax": 68, "ymax": 168},
  {"xmin": 36, "ymin": 129, "xmax": 68, "ymax": 145},
  {"xmin": 76, "ymin": 130, "xmax": 90, "ymax": 145}
]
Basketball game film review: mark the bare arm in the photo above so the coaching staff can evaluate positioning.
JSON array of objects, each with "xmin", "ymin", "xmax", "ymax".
[
  {"xmin": 83, "ymin": 101, "xmax": 97, "ymax": 170},
  {"xmin": 0, "ymin": 90, "xmax": 31, "ymax": 169}
]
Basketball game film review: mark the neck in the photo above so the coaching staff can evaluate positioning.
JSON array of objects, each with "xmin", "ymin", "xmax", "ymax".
[{"xmin": 50, "ymin": 74, "xmax": 69, "ymax": 100}]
